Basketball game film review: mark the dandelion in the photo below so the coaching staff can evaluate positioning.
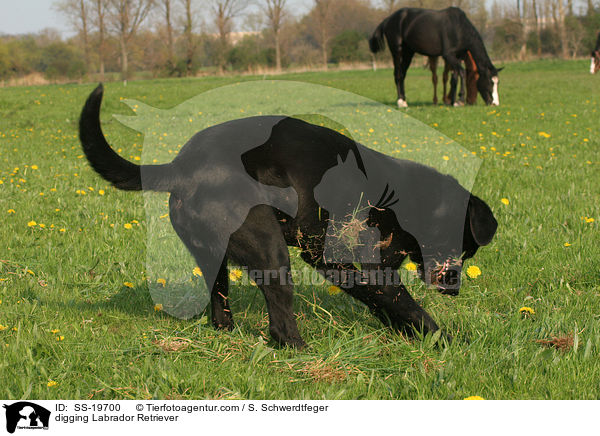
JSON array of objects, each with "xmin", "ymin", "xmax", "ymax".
[
  {"xmin": 500, "ymin": 198, "xmax": 509, "ymax": 205},
  {"xmin": 31, "ymin": 165, "xmax": 38, "ymax": 170},
  {"xmin": 99, "ymin": 189, "xmax": 105, "ymax": 196},
  {"xmin": 192, "ymin": 267, "xmax": 203, "ymax": 277},
  {"xmin": 564, "ymin": 242, "xmax": 571, "ymax": 247},
  {"xmin": 157, "ymin": 278, "xmax": 166, "ymax": 287},
  {"xmin": 27, "ymin": 220, "xmax": 37, "ymax": 227},
  {"xmin": 229, "ymin": 268, "xmax": 243, "ymax": 282},
  {"xmin": 404, "ymin": 262, "xmax": 417, "ymax": 271},
  {"xmin": 0, "ymin": 325, "xmax": 7, "ymax": 331},
  {"xmin": 583, "ymin": 217, "xmax": 595, "ymax": 223},
  {"xmin": 50, "ymin": 329, "xmax": 59, "ymax": 334},
  {"xmin": 538, "ymin": 131, "xmax": 551, "ymax": 138},
  {"xmin": 464, "ymin": 396, "xmax": 484, "ymax": 400},
  {"xmin": 56, "ymin": 335, "xmax": 64, "ymax": 341},
  {"xmin": 124, "ymin": 282, "xmax": 134, "ymax": 288},
  {"xmin": 328, "ymin": 285, "xmax": 343, "ymax": 295},
  {"xmin": 124, "ymin": 223, "xmax": 133, "ymax": 229},
  {"xmin": 7, "ymin": 209, "xmax": 15, "ymax": 214},
  {"xmin": 466, "ymin": 265, "xmax": 481, "ymax": 279},
  {"xmin": 442, "ymin": 155, "xmax": 449, "ymax": 161},
  {"xmin": 47, "ymin": 380, "xmax": 58, "ymax": 387},
  {"xmin": 519, "ymin": 306, "xmax": 535, "ymax": 315},
  {"xmin": 154, "ymin": 303, "xmax": 163, "ymax": 312}
]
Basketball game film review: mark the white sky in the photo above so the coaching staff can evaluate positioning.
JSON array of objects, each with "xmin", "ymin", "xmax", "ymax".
[{"xmin": 0, "ymin": 0, "xmax": 316, "ymax": 37}]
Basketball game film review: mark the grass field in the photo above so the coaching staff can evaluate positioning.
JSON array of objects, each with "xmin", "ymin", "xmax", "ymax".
[{"xmin": 0, "ymin": 59, "xmax": 599, "ymax": 400}]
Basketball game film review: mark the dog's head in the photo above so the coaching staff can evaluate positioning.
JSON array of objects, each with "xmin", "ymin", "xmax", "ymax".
[{"xmin": 410, "ymin": 194, "xmax": 497, "ymax": 296}]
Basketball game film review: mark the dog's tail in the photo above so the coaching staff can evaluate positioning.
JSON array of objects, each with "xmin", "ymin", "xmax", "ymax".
[
  {"xmin": 79, "ymin": 84, "xmax": 177, "ymax": 192},
  {"xmin": 369, "ymin": 18, "xmax": 388, "ymax": 54}
]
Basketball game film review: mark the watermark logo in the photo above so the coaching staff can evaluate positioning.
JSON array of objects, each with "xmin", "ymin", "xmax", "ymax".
[
  {"xmin": 113, "ymin": 80, "xmax": 481, "ymax": 319},
  {"xmin": 3, "ymin": 402, "xmax": 50, "ymax": 433}
]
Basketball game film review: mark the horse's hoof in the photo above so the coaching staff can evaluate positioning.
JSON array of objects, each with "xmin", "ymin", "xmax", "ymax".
[
  {"xmin": 453, "ymin": 101, "xmax": 464, "ymax": 107},
  {"xmin": 397, "ymin": 99, "xmax": 408, "ymax": 108}
]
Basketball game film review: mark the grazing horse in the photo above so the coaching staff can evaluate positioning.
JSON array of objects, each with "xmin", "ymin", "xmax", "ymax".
[
  {"xmin": 428, "ymin": 51, "xmax": 479, "ymax": 105},
  {"xmin": 369, "ymin": 7, "xmax": 500, "ymax": 108},
  {"xmin": 590, "ymin": 32, "xmax": 600, "ymax": 74}
]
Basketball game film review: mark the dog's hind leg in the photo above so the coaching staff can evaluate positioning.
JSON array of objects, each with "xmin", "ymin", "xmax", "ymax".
[
  {"xmin": 228, "ymin": 205, "xmax": 306, "ymax": 348},
  {"xmin": 211, "ymin": 256, "xmax": 233, "ymax": 330}
]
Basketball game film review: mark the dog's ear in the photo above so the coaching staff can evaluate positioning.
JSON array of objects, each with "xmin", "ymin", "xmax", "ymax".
[
  {"xmin": 337, "ymin": 154, "xmax": 344, "ymax": 166},
  {"xmin": 467, "ymin": 195, "xmax": 497, "ymax": 246}
]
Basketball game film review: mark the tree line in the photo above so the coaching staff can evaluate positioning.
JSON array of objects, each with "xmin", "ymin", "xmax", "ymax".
[{"xmin": 1, "ymin": 0, "xmax": 599, "ymax": 83}]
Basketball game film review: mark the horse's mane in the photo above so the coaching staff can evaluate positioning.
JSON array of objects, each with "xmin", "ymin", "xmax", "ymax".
[{"xmin": 456, "ymin": 10, "xmax": 496, "ymax": 73}]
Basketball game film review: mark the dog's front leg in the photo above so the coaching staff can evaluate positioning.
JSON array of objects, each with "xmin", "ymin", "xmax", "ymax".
[{"xmin": 321, "ymin": 263, "xmax": 441, "ymax": 337}]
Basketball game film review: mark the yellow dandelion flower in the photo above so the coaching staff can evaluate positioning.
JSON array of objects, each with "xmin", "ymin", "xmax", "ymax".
[
  {"xmin": 157, "ymin": 278, "xmax": 166, "ymax": 287},
  {"xmin": 56, "ymin": 335, "xmax": 64, "ymax": 341},
  {"xmin": 500, "ymin": 198, "xmax": 509, "ymax": 205},
  {"xmin": 466, "ymin": 265, "xmax": 481, "ymax": 279},
  {"xmin": 0, "ymin": 325, "xmax": 7, "ymax": 331},
  {"xmin": 99, "ymin": 189, "xmax": 105, "ymax": 196},
  {"xmin": 564, "ymin": 242, "xmax": 571, "ymax": 247},
  {"xmin": 47, "ymin": 380, "xmax": 58, "ymax": 387},
  {"xmin": 328, "ymin": 285, "xmax": 343, "ymax": 295},
  {"xmin": 59, "ymin": 228, "xmax": 66, "ymax": 232},
  {"xmin": 192, "ymin": 267, "xmax": 203, "ymax": 277},
  {"xmin": 124, "ymin": 223, "xmax": 133, "ymax": 229},
  {"xmin": 154, "ymin": 303, "xmax": 163, "ymax": 312},
  {"xmin": 31, "ymin": 165, "xmax": 38, "ymax": 170},
  {"xmin": 7, "ymin": 209, "xmax": 15, "ymax": 214},
  {"xmin": 519, "ymin": 306, "xmax": 535, "ymax": 315},
  {"xmin": 27, "ymin": 220, "xmax": 37, "ymax": 227},
  {"xmin": 50, "ymin": 329, "xmax": 60, "ymax": 334},
  {"xmin": 124, "ymin": 282, "xmax": 134, "ymax": 288},
  {"xmin": 38, "ymin": 223, "xmax": 46, "ymax": 228},
  {"xmin": 584, "ymin": 217, "xmax": 594, "ymax": 223},
  {"xmin": 229, "ymin": 268, "xmax": 243, "ymax": 281},
  {"xmin": 404, "ymin": 262, "xmax": 417, "ymax": 271},
  {"xmin": 442, "ymin": 155, "xmax": 449, "ymax": 161},
  {"xmin": 159, "ymin": 213, "xmax": 169, "ymax": 219},
  {"xmin": 464, "ymin": 396, "xmax": 484, "ymax": 400}
]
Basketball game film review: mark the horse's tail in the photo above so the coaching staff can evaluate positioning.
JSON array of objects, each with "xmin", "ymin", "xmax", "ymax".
[
  {"xmin": 79, "ymin": 84, "xmax": 178, "ymax": 192},
  {"xmin": 369, "ymin": 18, "xmax": 388, "ymax": 54}
]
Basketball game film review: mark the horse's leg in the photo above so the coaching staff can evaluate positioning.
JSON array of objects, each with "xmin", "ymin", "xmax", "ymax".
[
  {"xmin": 393, "ymin": 49, "xmax": 413, "ymax": 108},
  {"xmin": 444, "ymin": 54, "xmax": 465, "ymax": 106},
  {"xmin": 429, "ymin": 56, "xmax": 438, "ymax": 105},
  {"xmin": 442, "ymin": 60, "xmax": 451, "ymax": 105}
]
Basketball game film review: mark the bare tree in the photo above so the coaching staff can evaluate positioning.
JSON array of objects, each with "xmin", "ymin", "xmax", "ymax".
[
  {"xmin": 54, "ymin": 0, "xmax": 91, "ymax": 73},
  {"xmin": 179, "ymin": 0, "xmax": 198, "ymax": 75},
  {"xmin": 108, "ymin": 0, "xmax": 155, "ymax": 82},
  {"xmin": 157, "ymin": 0, "xmax": 175, "ymax": 69},
  {"xmin": 381, "ymin": 0, "xmax": 399, "ymax": 14},
  {"xmin": 312, "ymin": 0, "xmax": 333, "ymax": 69},
  {"xmin": 90, "ymin": 0, "xmax": 108, "ymax": 79},
  {"xmin": 263, "ymin": 0, "xmax": 286, "ymax": 71},
  {"xmin": 211, "ymin": 0, "xmax": 248, "ymax": 72}
]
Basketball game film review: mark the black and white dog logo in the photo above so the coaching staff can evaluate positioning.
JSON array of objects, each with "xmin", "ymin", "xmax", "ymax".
[{"xmin": 3, "ymin": 402, "xmax": 50, "ymax": 434}]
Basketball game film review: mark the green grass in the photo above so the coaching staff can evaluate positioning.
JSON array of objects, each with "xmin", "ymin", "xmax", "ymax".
[{"xmin": 0, "ymin": 59, "xmax": 599, "ymax": 399}]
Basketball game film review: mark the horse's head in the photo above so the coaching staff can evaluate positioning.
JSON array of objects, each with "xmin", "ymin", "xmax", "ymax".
[
  {"xmin": 590, "ymin": 50, "xmax": 600, "ymax": 74},
  {"xmin": 477, "ymin": 66, "xmax": 501, "ymax": 106}
]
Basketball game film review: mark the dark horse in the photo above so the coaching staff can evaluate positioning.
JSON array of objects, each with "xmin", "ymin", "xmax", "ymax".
[
  {"xmin": 370, "ymin": 7, "xmax": 500, "ymax": 107},
  {"xmin": 428, "ymin": 51, "xmax": 479, "ymax": 105},
  {"xmin": 590, "ymin": 32, "xmax": 600, "ymax": 74}
]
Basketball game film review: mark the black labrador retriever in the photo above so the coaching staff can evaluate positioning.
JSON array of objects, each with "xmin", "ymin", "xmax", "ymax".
[{"xmin": 79, "ymin": 84, "xmax": 497, "ymax": 348}]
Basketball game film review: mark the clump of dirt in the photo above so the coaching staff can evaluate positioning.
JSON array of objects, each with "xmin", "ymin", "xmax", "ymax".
[
  {"xmin": 153, "ymin": 338, "xmax": 191, "ymax": 352},
  {"xmin": 536, "ymin": 334, "xmax": 574, "ymax": 351}
]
